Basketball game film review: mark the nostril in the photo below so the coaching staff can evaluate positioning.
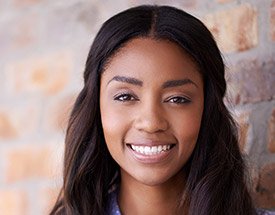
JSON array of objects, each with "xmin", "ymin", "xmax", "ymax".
[{"xmin": 133, "ymin": 118, "xmax": 169, "ymax": 133}]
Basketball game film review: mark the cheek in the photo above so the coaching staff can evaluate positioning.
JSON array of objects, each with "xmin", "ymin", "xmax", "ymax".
[
  {"xmin": 100, "ymin": 103, "xmax": 130, "ymax": 150},
  {"xmin": 177, "ymin": 121, "xmax": 201, "ymax": 145},
  {"xmin": 172, "ymin": 108, "xmax": 203, "ymax": 155}
]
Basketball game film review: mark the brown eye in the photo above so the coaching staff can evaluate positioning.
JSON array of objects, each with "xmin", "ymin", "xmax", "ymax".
[
  {"xmin": 114, "ymin": 93, "xmax": 137, "ymax": 102},
  {"xmin": 167, "ymin": 96, "xmax": 191, "ymax": 104}
]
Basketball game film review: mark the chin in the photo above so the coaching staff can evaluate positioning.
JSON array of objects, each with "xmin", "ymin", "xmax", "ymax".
[
  {"xmin": 129, "ymin": 168, "xmax": 183, "ymax": 187},
  {"xmin": 136, "ymin": 176, "xmax": 168, "ymax": 187}
]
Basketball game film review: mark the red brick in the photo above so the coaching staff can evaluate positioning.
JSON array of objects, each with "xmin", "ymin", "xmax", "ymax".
[
  {"xmin": 12, "ymin": 15, "xmax": 36, "ymax": 48},
  {"xmin": 0, "ymin": 106, "xmax": 38, "ymax": 140},
  {"xmin": 216, "ymin": 0, "xmax": 234, "ymax": 3},
  {"xmin": 13, "ymin": 0, "xmax": 42, "ymax": 7},
  {"xmin": 253, "ymin": 163, "xmax": 275, "ymax": 208},
  {"xmin": 0, "ymin": 190, "xmax": 28, "ymax": 215},
  {"xmin": 0, "ymin": 113, "xmax": 18, "ymax": 139},
  {"xmin": 271, "ymin": 0, "xmax": 275, "ymax": 41},
  {"xmin": 228, "ymin": 59, "xmax": 275, "ymax": 105},
  {"xmin": 4, "ymin": 144, "xmax": 57, "ymax": 183},
  {"xmin": 43, "ymin": 94, "xmax": 76, "ymax": 133},
  {"xmin": 203, "ymin": 4, "xmax": 258, "ymax": 53},
  {"xmin": 40, "ymin": 186, "xmax": 61, "ymax": 215},
  {"xmin": 235, "ymin": 111, "xmax": 250, "ymax": 152},
  {"xmin": 5, "ymin": 52, "xmax": 72, "ymax": 95},
  {"xmin": 0, "ymin": 12, "xmax": 39, "ymax": 52},
  {"xmin": 129, "ymin": 0, "xmax": 196, "ymax": 8},
  {"xmin": 268, "ymin": 109, "xmax": 275, "ymax": 153}
]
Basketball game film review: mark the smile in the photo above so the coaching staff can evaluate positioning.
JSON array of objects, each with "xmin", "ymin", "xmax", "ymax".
[{"xmin": 128, "ymin": 144, "xmax": 175, "ymax": 155}]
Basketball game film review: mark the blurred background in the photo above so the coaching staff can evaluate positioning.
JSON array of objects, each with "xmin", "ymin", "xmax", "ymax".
[{"xmin": 0, "ymin": 0, "xmax": 274, "ymax": 214}]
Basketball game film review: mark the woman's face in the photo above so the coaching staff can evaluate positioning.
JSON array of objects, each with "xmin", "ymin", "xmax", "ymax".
[{"xmin": 100, "ymin": 38, "xmax": 204, "ymax": 186}]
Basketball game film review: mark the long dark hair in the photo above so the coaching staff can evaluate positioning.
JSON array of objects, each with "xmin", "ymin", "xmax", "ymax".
[{"xmin": 50, "ymin": 5, "xmax": 256, "ymax": 215}]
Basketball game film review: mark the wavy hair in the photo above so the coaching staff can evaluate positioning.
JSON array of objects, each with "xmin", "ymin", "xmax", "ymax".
[{"xmin": 50, "ymin": 5, "xmax": 256, "ymax": 215}]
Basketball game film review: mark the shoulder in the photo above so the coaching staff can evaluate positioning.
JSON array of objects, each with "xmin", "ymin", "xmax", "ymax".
[
  {"xmin": 106, "ymin": 187, "xmax": 121, "ymax": 215},
  {"xmin": 257, "ymin": 209, "xmax": 275, "ymax": 215}
]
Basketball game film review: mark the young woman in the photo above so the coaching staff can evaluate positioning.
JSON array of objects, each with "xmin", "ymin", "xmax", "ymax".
[{"xmin": 50, "ymin": 5, "xmax": 273, "ymax": 215}]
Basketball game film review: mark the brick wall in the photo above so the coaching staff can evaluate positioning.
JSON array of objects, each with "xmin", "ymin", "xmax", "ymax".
[{"xmin": 0, "ymin": 0, "xmax": 274, "ymax": 214}]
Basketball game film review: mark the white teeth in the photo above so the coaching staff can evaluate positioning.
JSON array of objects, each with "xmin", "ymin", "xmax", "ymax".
[
  {"xmin": 130, "ymin": 144, "xmax": 173, "ymax": 155},
  {"xmin": 144, "ymin": 146, "xmax": 150, "ymax": 155},
  {"xmin": 152, "ymin": 146, "xmax": 157, "ymax": 153},
  {"xmin": 158, "ymin": 145, "xmax": 162, "ymax": 151}
]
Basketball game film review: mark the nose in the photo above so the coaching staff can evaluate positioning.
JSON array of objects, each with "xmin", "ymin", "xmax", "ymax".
[{"xmin": 134, "ymin": 101, "xmax": 169, "ymax": 133}]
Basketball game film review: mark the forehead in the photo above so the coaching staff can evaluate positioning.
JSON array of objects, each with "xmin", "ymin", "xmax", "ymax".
[{"xmin": 101, "ymin": 38, "xmax": 202, "ymax": 85}]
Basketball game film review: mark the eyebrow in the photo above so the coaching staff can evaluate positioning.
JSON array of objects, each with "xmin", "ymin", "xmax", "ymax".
[
  {"xmin": 107, "ymin": 75, "xmax": 143, "ymax": 86},
  {"xmin": 162, "ymin": 79, "xmax": 198, "ymax": 89},
  {"xmin": 107, "ymin": 75, "xmax": 198, "ymax": 89}
]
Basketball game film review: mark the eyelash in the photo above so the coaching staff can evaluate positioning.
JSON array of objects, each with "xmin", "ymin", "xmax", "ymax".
[
  {"xmin": 113, "ymin": 93, "xmax": 191, "ymax": 104},
  {"xmin": 114, "ymin": 93, "xmax": 138, "ymax": 102},
  {"xmin": 168, "ymin": 96, "xmax": 191, "ymax": 104}
]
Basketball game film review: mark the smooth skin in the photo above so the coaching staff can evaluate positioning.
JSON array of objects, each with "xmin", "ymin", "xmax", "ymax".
[{"xmin": 100, "ymin": 38, "xmax": 204, "ymax": 215}]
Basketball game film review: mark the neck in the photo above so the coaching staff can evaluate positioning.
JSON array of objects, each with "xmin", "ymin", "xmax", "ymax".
[{"xmin": 118, "ymin": 170, "xmax": 187, "ymax": 215}]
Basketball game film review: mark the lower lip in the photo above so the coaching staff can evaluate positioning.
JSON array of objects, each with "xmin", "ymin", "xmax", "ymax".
[{"xmin": 126, "ymin": 145, "xmax": 175, "ymax": 164}]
